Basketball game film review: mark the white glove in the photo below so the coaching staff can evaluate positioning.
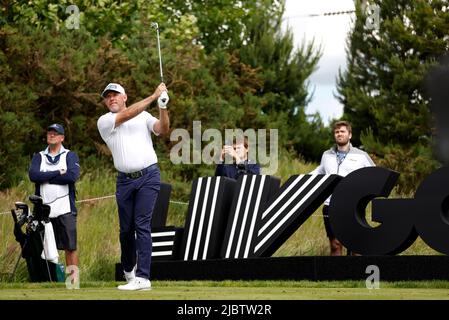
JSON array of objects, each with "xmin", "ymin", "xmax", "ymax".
[{"xmin": 158, "ymin": 91, "xmax": 169, "ymax": 109}]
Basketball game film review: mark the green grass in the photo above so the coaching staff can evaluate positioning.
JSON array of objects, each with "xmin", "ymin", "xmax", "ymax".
[{"xmin": 0, "ymin": 281, "xmax": 449, "ymax": 300}]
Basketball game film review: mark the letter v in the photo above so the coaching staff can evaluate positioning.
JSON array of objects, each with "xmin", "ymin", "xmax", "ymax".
[{"xmin": 221, "ymin": 174, "xmax": 342, "ymax": 258}]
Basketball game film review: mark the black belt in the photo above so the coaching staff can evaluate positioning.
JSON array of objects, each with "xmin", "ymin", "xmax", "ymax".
[{"xmin": 118, "ymin": 164, "xmax": 158, "ymax": 179}]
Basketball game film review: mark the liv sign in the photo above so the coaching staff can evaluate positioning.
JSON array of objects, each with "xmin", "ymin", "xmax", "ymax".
[
  {"xmin": 152, "ymin": 166, "xmax": 449, "ymax": 262},
  {"xmin": 329, "ymin": 166, "xmax": 449, "ymax": 255}
]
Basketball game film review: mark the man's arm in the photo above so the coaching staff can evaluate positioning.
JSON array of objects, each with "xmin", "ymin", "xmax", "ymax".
[
  {"xmin": 153, "ymin": 107, "xmax": 170, "ymax": 136},
  {"xmin": 49, "ymin": 152, "xmax": 80, "ymax": 184},
  {"xmin": 310, "ymin": 165, "xmax": 325, "ymax": 175},
  {"xmin": 215, "ymin": 164, "xmax": 227, "ymax": 177},
  {"xmin": 246, "ymin": 163, "xmax": 261, "ymax": 175},
  {"xmin": 29, "ymin": 153, "xmax": 60, "ymax": 183},
  {"xmin": 310, "ymin": 154, "xmax": 326, "ymax": 175},
  {"xmin": 114, "ymin": 83, "xmax": 166, "ymax": 128},
  {"xmin": 365, "ymin": 152, "xmax": 376, "ymax": 167}
]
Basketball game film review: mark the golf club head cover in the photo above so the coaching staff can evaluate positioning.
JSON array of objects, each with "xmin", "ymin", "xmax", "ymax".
[{"xmin": 158, "ymin": 91, "xmax": 169, "ymax": 109}]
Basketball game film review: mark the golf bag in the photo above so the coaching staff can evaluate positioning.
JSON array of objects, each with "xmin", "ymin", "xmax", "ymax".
[{"xmin": 11, "ymin": 195, "xmax": 64, "ymax": 282}]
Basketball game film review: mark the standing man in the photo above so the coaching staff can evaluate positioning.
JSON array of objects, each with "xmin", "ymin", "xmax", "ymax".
[
  {"xmin": 97, "ymin": 82, "xmax": 169, "ymax": 291},
  {"xmin": 29, "ymin": 123, "xmax": 80, "ymax": 284},
  {"xmin": 311, "ymin": 120, "xmax": 375, "ymax": 256}
]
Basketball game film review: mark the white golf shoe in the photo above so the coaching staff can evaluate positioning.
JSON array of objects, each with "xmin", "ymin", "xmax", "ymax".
[
  {"xmin": 123, "ymin": 266, "xmax": 136, "ymax": 283},
  {"xmin": 117, "ymin": 277, "xmax": 152, "ymax": 291}
]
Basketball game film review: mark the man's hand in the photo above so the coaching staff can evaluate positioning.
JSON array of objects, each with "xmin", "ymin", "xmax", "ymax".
[
  {"xmin": 152, "ymin": 82, "xmax": 167, "ymax": 100},
  {"xmin": 223, "ymin": 145, "xmax": 241, "ymax": 163},
  {"xmin": 158, "ymin": 91, "xmax": 169, "ymax": 109}
]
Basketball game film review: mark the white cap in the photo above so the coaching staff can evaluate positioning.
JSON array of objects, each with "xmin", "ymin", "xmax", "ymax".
[{"xmin": 101, "ymin": 83, "xmax": 126, "ymax": 98}]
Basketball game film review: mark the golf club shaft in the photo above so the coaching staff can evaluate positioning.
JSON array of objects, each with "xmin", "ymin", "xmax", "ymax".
[
  {"xmin": 40, "ymin": 231, "xmax": 53, "ymax": 282},
  {"xmin": 155, "ymin": 24, "xmax": 164, "ymax": 83}
]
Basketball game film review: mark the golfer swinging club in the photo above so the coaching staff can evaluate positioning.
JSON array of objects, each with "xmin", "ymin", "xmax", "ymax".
[{"xmin": 97, "ymin": 81, "xmax": 169, "ymax": 290}]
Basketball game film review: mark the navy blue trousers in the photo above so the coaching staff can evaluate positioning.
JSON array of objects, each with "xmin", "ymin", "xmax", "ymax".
[{"xmin": 116, "ymin": 165, "xmax": 160, "ymax": 279}]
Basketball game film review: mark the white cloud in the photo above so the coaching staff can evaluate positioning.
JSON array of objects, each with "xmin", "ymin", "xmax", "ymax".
[{"xmin": 283, "ymin": 0, "xmax": 355, "ymax": 124}]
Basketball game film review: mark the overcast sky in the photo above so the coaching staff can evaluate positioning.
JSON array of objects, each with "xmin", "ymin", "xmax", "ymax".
[{"xmin": 282, "ymin": 0, "xmax": 356, "ymax": 125}]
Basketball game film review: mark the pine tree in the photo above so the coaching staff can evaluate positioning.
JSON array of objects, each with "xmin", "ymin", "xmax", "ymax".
[
  {"xmin": 337, "ymin": 0, "xmax": 448, "ymax": 193},
  {"xmin": 239, "ymin": 4, "xmax": 329, "ymax": 160},
  {"xmin": 0, "ymin": 0, "xmax": 327, "ymax": 187}
]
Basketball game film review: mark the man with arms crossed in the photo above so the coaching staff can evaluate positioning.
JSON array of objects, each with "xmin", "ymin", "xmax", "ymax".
[{"xmin": 29, "ymin": 123, "xmax": 80, "ymax": 286}]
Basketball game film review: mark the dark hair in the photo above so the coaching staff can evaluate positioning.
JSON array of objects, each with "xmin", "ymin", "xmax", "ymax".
[
  {"xmin": 234, "ymin": 136, "xmax": 249, "ymax": 149},
  {"xmin": 333, "ymin": 120, "xmax": 352, "ymax": 134}
]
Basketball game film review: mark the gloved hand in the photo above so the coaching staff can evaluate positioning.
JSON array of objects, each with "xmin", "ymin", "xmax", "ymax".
[{"xmin": 158, "ymin": 91, "xmax": 169, "ymax": 109}]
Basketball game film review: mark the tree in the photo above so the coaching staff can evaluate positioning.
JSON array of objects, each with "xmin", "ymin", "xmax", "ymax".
[
  {"xmin": 0, "ymin": 0, "xmax": 326, "ymax": 188},
  {"xmin": 238, "ymin": 5, "xmax": 327, "ymax": 160},
  {"xmin": 160, "ymin": 0, "xmax": 282, "ymax": 53},
  {"xmin": 0, "ymin": 25, "xmax": 140, "ymax": 188},
  {"xmin": 337, "ymin": 0, "xmax": 448, "ymax": 193}
]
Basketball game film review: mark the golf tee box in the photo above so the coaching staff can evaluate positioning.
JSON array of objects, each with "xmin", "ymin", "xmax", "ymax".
[{"xmin": 116, "ymin": 256, "xmax": 449, "ymax": 281}]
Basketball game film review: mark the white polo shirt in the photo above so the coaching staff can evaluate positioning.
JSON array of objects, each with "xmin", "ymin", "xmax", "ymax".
[{"xmin": 97, "ymin": 111, "xmax": 159, "ymax": 173}]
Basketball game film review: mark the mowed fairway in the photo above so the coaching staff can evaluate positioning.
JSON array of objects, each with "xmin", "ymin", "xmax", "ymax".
[{"xmin": 1, "ymin": 281, "xmax": 449, "ymax": 300}]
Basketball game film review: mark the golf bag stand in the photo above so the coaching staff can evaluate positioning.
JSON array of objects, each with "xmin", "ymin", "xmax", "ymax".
[{"xmin": 11, "ymin": 195, "xmax": 64, "ymax": 282}]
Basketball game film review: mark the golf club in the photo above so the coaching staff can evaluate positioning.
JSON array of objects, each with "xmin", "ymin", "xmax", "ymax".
[
  {"xmin": 10, "ymin": 208, "xmax": 24, "ymax": 282},
  {"xmin": 28, "ymin": 195, "xmax": 53, "ymax": 281},
  {"xmin": 151, "ymin": 22, "xmax": 164, "ymax": 83},
  {"xmin": 151, "ymin": 22, "xmax": 169, "ymax": 108}
]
